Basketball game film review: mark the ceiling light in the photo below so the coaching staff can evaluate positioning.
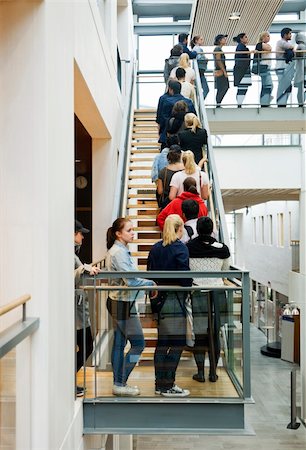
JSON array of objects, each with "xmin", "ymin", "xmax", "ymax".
[{"xmin": 229, "ymin": 12, "xmax": 240, "ymax": 20}]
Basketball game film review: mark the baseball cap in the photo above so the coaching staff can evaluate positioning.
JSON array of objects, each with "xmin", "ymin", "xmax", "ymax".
[
  {"xmin": 214, "ymin": 34, "xmax": 228, "ymax": 45},
  {"xmin": 75, "ymin": 220, "xmax": 90, "ymax": 234}
]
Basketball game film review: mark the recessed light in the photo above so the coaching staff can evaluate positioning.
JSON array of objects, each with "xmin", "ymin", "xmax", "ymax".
[{"xmin": 229, "ymin": 12, "xmax": 240, "ymax": 20}]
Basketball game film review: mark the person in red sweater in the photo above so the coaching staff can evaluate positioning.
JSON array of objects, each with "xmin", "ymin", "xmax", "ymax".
[{"xmin": 157, "ymin": 177, "xmax": 208, "ymax": 230}]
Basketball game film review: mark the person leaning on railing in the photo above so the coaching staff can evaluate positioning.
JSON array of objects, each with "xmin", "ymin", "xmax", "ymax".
[
  {"xmin": 74, "ymin": 220, "xmax": 101, "ymax": 397},
  {"xmin": 147, "ymin": 214, "xmax": 192, "ymax": 397},
  {"xmin": 233, "ymin": 33, "xmax": 252, "ymax": 108},
  {"xmin": 294, "ymin": 33, "xmax": 306, "ymax": 107},
  {"xmin": 253, "ymin": 31, "xmax": 273, "ymax": 107},
  {"xmin": 213, "ymin": 34, "xmax": 229, "ymax": 107},
  {"xmin": 105, "ymin": 218, "xmax": 157, "ymax": 397}
]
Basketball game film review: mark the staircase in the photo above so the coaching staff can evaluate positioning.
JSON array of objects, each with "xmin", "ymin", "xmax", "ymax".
[{"xmin": 127, "ymin": 109, "xmax": 162, "ymax": 268}]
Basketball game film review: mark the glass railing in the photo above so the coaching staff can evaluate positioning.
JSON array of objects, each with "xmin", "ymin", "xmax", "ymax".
[
  {"xmin": 78, "ymin": 268, "xmax": 250, "ymax": 401},
  {"xmin": 0, "ymin": 295, "xmax": 39, "ymax": 449},
  {"xmin": 137, "ymin": 52, "xmax": 306, "ymax": 110}
]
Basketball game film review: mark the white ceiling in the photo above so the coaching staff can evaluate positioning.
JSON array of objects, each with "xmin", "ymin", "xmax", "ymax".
[{"xmin": 192, "ymin": 0, "xmax": 285, "ymax": 45}]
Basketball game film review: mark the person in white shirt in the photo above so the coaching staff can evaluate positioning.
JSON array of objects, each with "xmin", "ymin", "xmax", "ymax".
[
  {"xmin": 170, "ymin": 53, "xmax": 195, "ymax": 84},
  {"xmin": 175, "ymin": 67, "xmax": 195, "ymax": 102},
  {"xmin": 169, "ymin": 150, "xmax": 209, "ymax": 200},
  {"xmin": 275, "ymin": 27, "xmax": 295, "ymax": 106},
  {"xmin": 180, "ymin": 199, "xmax": 200, "ymax": 243}
]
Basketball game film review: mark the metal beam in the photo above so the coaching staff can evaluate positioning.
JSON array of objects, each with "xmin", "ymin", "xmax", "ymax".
[
  {"xmin": 134, "ymin": 21, "xmax": 191, "ymax": 35},
  {"xmin": 0, "ymin": 318, "xmax": 39, "ymax": 359}
]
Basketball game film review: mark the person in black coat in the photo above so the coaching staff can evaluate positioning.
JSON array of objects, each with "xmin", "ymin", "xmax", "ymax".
[
  {"xmin": 233, "ymin": 33, "xmax": 252, "ymax": 107},
  {"xmin": 178, "ymin": 113, "xmax": 208, "ymax": 164},
  {"xmin": 147, "ymin": 214, "xmax": 192, "ymax": 397}
]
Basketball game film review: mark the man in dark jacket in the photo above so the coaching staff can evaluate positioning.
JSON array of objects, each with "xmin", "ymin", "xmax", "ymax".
[
  {"xmin": 158, "ymin": 80, "xmax": 196, "ymax": 145},
  {"xmin": 164, "ymin": 44, "xmax": 183, "ymax": 83},
  {"xmin": 178, "ymin": 33, "xmax": 197, "ymax": 59}
]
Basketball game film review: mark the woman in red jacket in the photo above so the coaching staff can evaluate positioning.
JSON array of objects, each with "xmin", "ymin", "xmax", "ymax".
[{"xmin": 157, "ymin": 177, "xmax": 208, "ymax": 230}]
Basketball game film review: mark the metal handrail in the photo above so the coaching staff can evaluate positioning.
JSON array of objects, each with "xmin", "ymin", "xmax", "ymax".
[
  {"xmin": 193, "ymin": 58, "xmax": 230, "ymax": 247},
  {"xmin": 112, "ymin": 59, "xmax": 136, "ymax": 220},
  {"xmin": 0, "ymin": 294, "xmax": 31, "ymax": 319}
]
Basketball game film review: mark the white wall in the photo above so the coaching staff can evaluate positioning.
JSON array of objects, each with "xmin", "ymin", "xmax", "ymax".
[
  {"xmin": 215, "ymin": 146, "xmax": 301, "ymax": 189},
  {"xmin": 235, "ymin": 201, "xmax": 299, "ymax": 296},
  {"xmin": 0, "ymin": 0, "xmax": 134, "ymax": 448}
]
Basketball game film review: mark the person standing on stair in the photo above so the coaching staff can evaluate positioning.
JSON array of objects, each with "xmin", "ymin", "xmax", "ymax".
[
  {"xmin": 74, "ymin": 220, "xmax": 101, "ymax": 397},
  {"xmin": 147, "ymin": 214, "xmax": 192, "ymax": 397},
  {"xmin": 187, "ymin": 217, "xmax": 230, "ymax": 383},
  {"xmin": 105, "ymin": 218, "xmax": 157, "ymax": 397}
]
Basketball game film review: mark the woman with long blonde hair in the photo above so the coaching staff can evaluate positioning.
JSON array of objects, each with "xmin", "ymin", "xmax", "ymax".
[
  {"xmin": 178, "ymin": 113, "xmax": 208, "ymax": 164},
  {"xmin": 147, "ymin": 214, "xmax": 192, "ymax": 397},
  {"xmin": 253, "ymin": 31, "xmax": 273, "ymax": 106},
  {"xmin": 169, "ymin": 150, "xmax": 209, "ymax": 200},
  {"xmin": 170, "ymin": 53, "xmax": 195, "ymax": 83}
]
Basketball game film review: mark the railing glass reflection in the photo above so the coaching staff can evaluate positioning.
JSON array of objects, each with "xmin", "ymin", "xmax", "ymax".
[
  {"xmin": 137, "ymin": 52, "xmax": 306, "ymax": 110},
  {"xmin": 77, "ymin": 268, "xmax": 250, "ymax": 401}
]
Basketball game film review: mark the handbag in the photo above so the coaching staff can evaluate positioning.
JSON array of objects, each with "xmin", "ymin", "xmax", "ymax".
[{"xmin": 214, "ymin": 69, "xmax": 223, "ymax": 78}]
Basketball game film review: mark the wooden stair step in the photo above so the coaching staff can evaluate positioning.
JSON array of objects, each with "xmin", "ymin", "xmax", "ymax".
[
  {"xmin": 129, "ymin": 174, "xmax": 155, "ymax": 179},
  {"xmin": 127, "ymin": 206, "xmax": 158, "ymax": 211},
  {"xmin": 130, "ymin": 157, "xmax": 155, "ymax": 162},
  {"xmin": 129, "ymin": 166, "xmax": 152, "ymax": 170},
  {"xmin": 128, "ymin": 194, "xmax": 156, "ymax": 199},
  {"xmin": 132, "ymin": 134, "xmax": 159, "ymax": 139},
  {"xmin": 128, "ymin": 184, "xmax": 155, "ymax": 189},
  {"xmin": 128, "ymin": 215, "xmax": 157, "ymax": 219},
  {"xmin": 133, "ymin": 122, "xmax": 159, "ymax": 127},
  {"xmin": 134, "ymin": 226, "xmax": 160, "ymax": 231},
  {"xmin": 132, "ymin": 240, "xmax": 159, "ymax": 244},
  {"xmin": 134, "ymin": 109, "xmax": 156, "ymax": 113},
  {"xmin": 131, "ymin": 149, "xmax": 159, "ymax": 154},
  {"xmin": 131, "ymin": 251, "xmax": 151, "ymax": 257}
]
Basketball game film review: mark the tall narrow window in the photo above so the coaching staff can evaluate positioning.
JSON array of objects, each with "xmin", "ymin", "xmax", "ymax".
[
  {"xmin": 259, "ymin": 216, "xmax": 264, "ymax": 244},
  {"xmin": 253, "ymin": 217, "xmax": 256, "ymax": 243},
  {"xmin": 268, "ymin": 214, "xmax": 273, "ymax": 245},
  {"xmin": 277, "ymin": 213, "xmax": 284, "ymax": 247}
]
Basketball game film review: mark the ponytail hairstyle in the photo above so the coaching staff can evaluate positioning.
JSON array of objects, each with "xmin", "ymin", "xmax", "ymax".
[
  {"xmin": 190, "ymin": 35, "xmax": 201, "ymax": 49},
  {"xmin": 183, "ymin": 176, "xmax": 198, "ymax": 195},
  {"xmin": 106, "ymin": 217, "xmax": 131, "ymax": 249},
  {"xmin": 233, "ymin": 33, "xmax": 246, "ymax": 44},
  {"xmin": 184, "ymin": 113, "xmax": 202, "ymax": 133},
  {"xmin": 162, "ymin": 214, "xmax": 184, "ymax": 246},
  {"xmin": 182, "ymin": 150, "xmax": 196, "ymax": 175}
]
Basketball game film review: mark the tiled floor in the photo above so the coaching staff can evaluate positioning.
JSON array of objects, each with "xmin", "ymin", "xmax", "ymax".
[{"xmin": 134, "ymin": 325, "xmax": 306, "ymax": 450}]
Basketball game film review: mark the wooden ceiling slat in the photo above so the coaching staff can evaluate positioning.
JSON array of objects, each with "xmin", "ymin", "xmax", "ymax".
[{"xmin": 192, "ymin": 0, "xmax": 285, "ymax": 45}]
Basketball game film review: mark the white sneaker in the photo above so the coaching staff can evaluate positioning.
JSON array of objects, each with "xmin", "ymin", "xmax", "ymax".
[
  {"xmin": 112, "ymin": 384, "xmax": 140, "ymax": 397},
  {"xmin": 161, "ymin": 384, "xmax": 190, "ymax": 397}
]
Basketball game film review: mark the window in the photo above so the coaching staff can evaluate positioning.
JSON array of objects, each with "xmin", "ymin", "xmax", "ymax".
[
  {"xmin": 259, "ymin": 216, "xmax": 264, "ymax": 244},
  {"xmin": 277, "ymin": 213, "xmax": 284, "ymax": 247},
  {"xmin": 268, "ymin": 215, "xmax": 273, "ymax": 245},
  {"xmin": 274, "ymin": 13, "xmax": 299, "ymax": 21},
  {"xmin": 253, "ymin": 217, "xmax": 256, "ymax": 244}
]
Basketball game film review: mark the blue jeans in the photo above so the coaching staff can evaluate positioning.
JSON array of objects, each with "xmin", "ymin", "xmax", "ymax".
[
  {"xmin": 107, "ymin": 298, "xmax": 145, "ymax": 386},
  {"xmin": 259, "ymin": 69, "xmax": 273, "ymax": 106},
  {"xmin": 276, "ymin": 66, "xmax": 294, "ymax": 106},
  {"xmin": 200, "ymin": 74, "xmax": 209, "ymax": 99}
]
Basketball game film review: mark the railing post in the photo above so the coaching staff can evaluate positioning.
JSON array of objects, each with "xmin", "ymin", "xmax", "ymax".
[
  {"xmin": 242, "ymin": 271, "xmax": 251, "ymax": 399},
  {"xmin": 287, "ymin": 367, "xmax": 301, "ymax": 429}
]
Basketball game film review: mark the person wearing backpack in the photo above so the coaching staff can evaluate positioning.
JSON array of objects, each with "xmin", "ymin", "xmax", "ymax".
[
  {"xmin": 164, "ymin": 45, "xmax": 183, "ymax": 84},
  {"xmin": 181, "ymin": 199, "xmax": 199, "ymax": 243}
]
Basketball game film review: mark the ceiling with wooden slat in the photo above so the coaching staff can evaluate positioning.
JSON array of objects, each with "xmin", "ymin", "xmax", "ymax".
[{"xmin": 192, "ymin": 0, "xmax": 285, "ymax": 46}]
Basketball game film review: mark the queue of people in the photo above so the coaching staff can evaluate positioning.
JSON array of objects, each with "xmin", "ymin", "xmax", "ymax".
[{"xmin": 163, "ymin": 29, "xmax": 306, "ymax": 108}]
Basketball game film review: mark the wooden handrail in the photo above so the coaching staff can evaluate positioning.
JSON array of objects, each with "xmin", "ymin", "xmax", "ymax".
[{"xmin": 0, "ymin": 294, "xmax": 31, "ymax": 317}]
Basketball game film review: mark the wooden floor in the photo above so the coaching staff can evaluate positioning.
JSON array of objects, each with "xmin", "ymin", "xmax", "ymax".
[
  {"xmin": 0, "ymin": 350, "xmax": 16, "ymax": 450},
  {"xmin": 77, "ymin": 360, "xmax": 239, "ymax": 399}
]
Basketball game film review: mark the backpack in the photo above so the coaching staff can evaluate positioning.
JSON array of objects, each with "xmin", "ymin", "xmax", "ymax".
[
  {"xmin": 184, "ymin": 224, "xmax": 194, "ymax": 241},
  {"xmin": 164, "ymin": 56, "xmax": 179, "ymax": 82}
]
